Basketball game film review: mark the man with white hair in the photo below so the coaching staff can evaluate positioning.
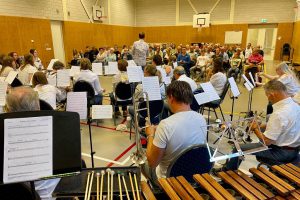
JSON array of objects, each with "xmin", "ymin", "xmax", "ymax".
[{"xmin": 173, "ymin": 66, "xmax": 197, "ymax": 92}]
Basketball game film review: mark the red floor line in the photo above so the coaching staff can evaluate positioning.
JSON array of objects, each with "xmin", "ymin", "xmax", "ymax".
[
  {"xmin": 106, "ymin": 143, "xmax": 136, "ymax": 167},
  {"xmin": 80, "ymin": 122, "xmax": 134, "ymax": 134}
]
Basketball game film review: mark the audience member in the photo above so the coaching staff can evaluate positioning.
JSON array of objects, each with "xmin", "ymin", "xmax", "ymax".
[
  {"xmin": 177, "ymin": 47, "xmax": 191, "ymax": 77},
  {"xmin": 106, "ymin": 48, "xmax": 117, "ymax": 62},
  {"xmin": 121, "ymin": 48, "xmax": 133, "ymax": 60}
]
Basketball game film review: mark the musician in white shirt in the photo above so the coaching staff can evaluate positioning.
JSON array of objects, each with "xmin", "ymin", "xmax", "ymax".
[
  {"xmin": 32, "ymin": 72, "xmax": 64, "ymax": 110},
  {"xmin": 18, "ymin": 54, "xmax": 37, "ymax": 85},
  {"xmin": 173, "ymin": 66, "xmax": 197, "ymax": 92},
  {"xmin": 223, "ymin": 80, "xmax": 300, "ymax": 171},
  {"xmin": 74, "ymin": 58, "xmax": 105, "ymax": 105}
]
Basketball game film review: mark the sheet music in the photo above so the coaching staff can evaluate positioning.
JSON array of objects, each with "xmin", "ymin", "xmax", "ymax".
[
  {"xmin": 92, "ymin": 105, "xmax": 113, "ymax": 119},
  {"xmin": 106, "ymin": 62, "xmax": 119, "ymax": 75},
  {"xmin": 66, "ymin": 92, "xmax": 87, "ymax": 120},
  {"xmin": 92, "ymin": 63, "xmax": 103, "ymax": 75},
  {"xmin": 248, "ymin": 72, "xmax": 256, "ymax": 86},
  {"xmin": 164, "ymin": 76, "xmax": 171, "ymax": 85},
  {"xmin": 242, "ymin": 74, "xmax": 254, "ymax": 89},
  {"xmin": 228, "ymin": 77, "xmax": 240, "ymax": 97},
  {"xmin": 142, "ymin": 76, "xmax": 161, "ymax": 101},
  {"xmin": 5, "ymin": 71, "xmax": 18, "ymax": 84},
  {"xmin": 47, "ymin": 76, "xmax": 57, "ymax": 86},
  {"xmin": 195, "ymin": 82, "xmax": 220, "ymax": 105},
  {"xmin": 127, "ymin": 66, "xmax": 143, "ymax": 83},
  {"xmin": 127, "ymin": 60, "xmax": 137, "ymax": 66},
  {"xmin": 69, "ymin": 66, "xmax": 80, "ymax": 77},
  {"xmin": 255, "ymin": 73, "xmax": 259, "ymax": 82},
  {"xmin": 57, "ymin": 70, "xmax": 71, "ymax": 87},
  {"xmin": 3, "ymin": 116, "xmax": 53, "ymax": 183},
  {"xmin": 244, "ymin": 82, "xmax": 252, "ymax": 91},
  {"xmin": 47, "ymin": 59, "xmax": 59, "ymax": 71},
  {"xmin": 173, "ymin": 62, "xmax": 178, "ymax": 68},
  {"xmin": 0, "ymin": 82, "xmax": 8, "ymax": 106},
  {"xmin": 156, "ymin": 66, "xmax": 167, "ymax": 83}
]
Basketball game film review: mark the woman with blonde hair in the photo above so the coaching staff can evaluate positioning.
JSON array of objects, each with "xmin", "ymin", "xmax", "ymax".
[
  {"xmin": 258, "ymin": 62, "xmax": 300, "ymax": 97},
  {"xmin": 0, "ymin": 56, "xmax": 16, "ymax": 77}
]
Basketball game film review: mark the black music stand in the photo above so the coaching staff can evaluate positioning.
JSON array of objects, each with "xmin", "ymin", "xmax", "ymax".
[{"xmin": 0, "ymin": 111, "xmax": 82, "ymax": 198}]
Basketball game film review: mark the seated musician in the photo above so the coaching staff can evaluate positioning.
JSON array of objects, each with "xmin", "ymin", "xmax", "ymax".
[
  {"xmin": 173, "ymin": 66, "xmax": 197, "ymax": 92},
  {"xmin": 244, "ymin": 49, "xmax": 264, "ymax": 82},
  {"xmin": 218, "ymin": 80, "xmax": 300, "ymax": 171},
  {"xmin": 142, "ymin": 81, "xmax": 207, "ymax": 184}
]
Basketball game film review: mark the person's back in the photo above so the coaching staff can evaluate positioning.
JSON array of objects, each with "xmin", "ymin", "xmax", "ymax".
[
  {"xmin": 34, "ymin": 84, "xmax": 57, "ymax": 109},
  {"xmin": 154, "ymin": 110, "xmax": 206, "ymax": 178},
  {"xmin": 133, "ymin": 32, "xmax": 149, "ymax": 66}
]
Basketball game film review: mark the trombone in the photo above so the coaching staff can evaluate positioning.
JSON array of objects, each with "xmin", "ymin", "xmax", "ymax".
[{"xmin": 130, "ymin": 90, "xmax": 151, "ymax": 165}]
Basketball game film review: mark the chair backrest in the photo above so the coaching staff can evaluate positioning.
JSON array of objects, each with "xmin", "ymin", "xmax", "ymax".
[
  {"xmin": 139, "ymin": 100, "xmax": 164, "ymax": 124},
  {"xmin": 219, "ymin": 82, "xmax": 230, "ymax": 103},
  {"xmin": 167, "ymin": 144, "xmax": 213, "ymax": 183},
  {"xmin": 39, "ymin": 99, "xmax": 54, "ymax": 110},
  {"xmin": 190, "ymin": 87, "xmax": 204, "ymax": 111},
  {"xmin": 115, "ymin": 82, "xmax": 133, "ymax": 100},
  {"xmin": 73, "ymin": 80, "xmax": 95, "ymax": 100},
  {"xmin": 10, "ymin": 78, "xmax": 23, "ymax": 87}
]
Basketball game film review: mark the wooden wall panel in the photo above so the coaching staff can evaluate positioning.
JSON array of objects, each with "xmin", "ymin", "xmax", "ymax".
[
  {"xmin": 63, "ymin": 21, "xmax": 135, "ymax": 62},
  {"xmin": 0, "ymin": 16, "xmax": 54, "ymax": 67},
  {"xmin": 292, "ymin": 21, "xmax": 300, "ymax": 63},
  {"xmin": 135, "ymin": 24, "xmax": 248, "ymax": 47},
  {"xmin": 274, "ymin": 23, "xmax": 294, "ymax": 61}
]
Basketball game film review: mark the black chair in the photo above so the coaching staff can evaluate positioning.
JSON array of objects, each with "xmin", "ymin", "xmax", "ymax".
[
  {"xmin": 111, "ymin": 82, "xmax": 133, "ymax": 125},
  {"xmin": 0, "ymin": 183, "xmax": 41, "ymax": 200},
  {"xmin": 39, "ymin": 99, "xmax": 54, "ymax": 110},
  {"xmin": 129, "ymin": 99, "xmax": 164, "ymax": 140},
  {"xmin": 166, "ymin": 144, "xmax": 213, "ymax": 183},
  {"xmin": 201, "ymin": 82, "xmax": 230, "ymax": 125},
  {"xmin": 73, "ymin": 80, "xmax": 96, "ymax": 168},
  {"xmin": 10, "ymin": 78, "xmax": 23, "ymax": 87},
  {"xmin": 190, "ymin": 87, "xmax": 204, "ymax": 112}
]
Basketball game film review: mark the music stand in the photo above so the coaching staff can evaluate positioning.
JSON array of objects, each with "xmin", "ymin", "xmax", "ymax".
[{"xmin": 0, "ymin": 111, "xmax": 82, "ymax": 197}]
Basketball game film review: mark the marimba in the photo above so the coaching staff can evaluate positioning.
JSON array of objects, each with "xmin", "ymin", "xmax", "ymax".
[{"xmin": 151, "ymin": 163, "xmax": 300, "ymax": 200}]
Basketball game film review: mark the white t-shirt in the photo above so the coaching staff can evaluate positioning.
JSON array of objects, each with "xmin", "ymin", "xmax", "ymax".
[
  {"xmin": 18, "ymin": 64, "xmax": 37, "ymax": 85},
  {"xmin": 34, "ymin": 84, "xmax": 62, "ymax": 110},
  {"xmin": 196, "ymin": 55, "xmax": 210, "ymax": 67},
  {"xmin": 210, "ymin": 72, "xmax": 227, "ymax": 96},
  {"xmin": 264, "ymin": 97, "xmax": 300, "ymax": 147},
  {"xmin": 74, "ymin": 70, "xmax": 104, "ymax": 95},
  {"xmin": 278, "ymin": 74, "xmax": 300, "ymax": 96},
  {"xmin": 178, "ymin": 74, "xmax": 198, "ymax": 92},
  {"xmin": 153, "ymin": 111, "xmax": 207, "ymax": 178}
]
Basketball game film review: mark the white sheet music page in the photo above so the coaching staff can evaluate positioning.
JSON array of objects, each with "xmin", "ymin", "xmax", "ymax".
[
  {"xmin": 47, "ymin": 59, "xmax": 59, "ymax": 71},
  {"xmin": 173, "ymin": 62, "xmax": 178, "ymax": 68},
  {"xmin": 0, "ymin": 82, "xmax": 8, "ymax": 106},
  {"xmin": 107, "ymin": 62, "xmax": 119, "ymax": 74},
  {"xmin": 5, "ymin": 71, "xmax": 18, "ymax": 84},
  {"xmin": 127, "ymin": 60, "xmax": 137, "ymax": 66},
  {"xmin": 142, "ymin": 76, "xmax": 161, "ymax": 101},
  {"xmin": 248, "ymin": 72, "xmax": 256, "ymax": 86},
  {"xmin": 242, "ymin": 74, "xmax": 254, "ymax": 89},
  {"xmin": 164, "ymin": 76, "xmax": 171, "ymax": 85},
  {"xmin": 156, "ymin": 66, "xmax": 167, "ymax": 83},
  {"xmin": 127, "ymin": 66, "xmax": 143, "ymax": 83},
  {"xmin": 244, "ymin": 82, "xmax": 252, "ymax": 91},
  {"xmin": 201, "ymin": 82, "xmax": 220, "ymax": 101},
  {"xmin": 57, "ymin": 69, "xmax": 71, "ymax": 87},
  {"xmin": 92, "ymin": 63, "xmax": 103, "ymax": 75},
  {"xmin": 92, "ymin": 105, "xmax": 113, "ymax": 119},
  {"xmin": 3, "ymin": 116, "xmax": 53, "ymax": 183},
  {"xmin": 66, "ymin": 92, "xmax": 87, "ymax": 120},
  {"xmin": 47, "ymin": 76, "xmax": 57, "ymax": 86},
  {"xmin": 228, "ymin": 77, "xmax": 240, "ymax": 97},
  {"xmin": 69, "ymin": 66, "xmax": 80, "ymax": 77},
  {"xmin": 194, "ymin": 92, "xmax": 209, "ymax": 105}
]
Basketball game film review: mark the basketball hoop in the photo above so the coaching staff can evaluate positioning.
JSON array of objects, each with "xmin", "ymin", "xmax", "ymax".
[{"xmin": 96, "ymin": 16, "xmax": 107, "ymax": 22}]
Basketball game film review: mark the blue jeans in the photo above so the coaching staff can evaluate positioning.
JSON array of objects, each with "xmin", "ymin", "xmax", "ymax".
[
  {"xmin": 93, "ymin": 94, "xmax": 103, "ymax": 105},
  {"xmin": 226, "ymin": 143, "xmax": 299, "ymax": 170}
]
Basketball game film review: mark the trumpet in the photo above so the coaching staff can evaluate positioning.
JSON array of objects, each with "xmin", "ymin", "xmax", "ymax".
[{"xmin": 130, "ymin": 90, "xmax": 151, "ymax": 165}]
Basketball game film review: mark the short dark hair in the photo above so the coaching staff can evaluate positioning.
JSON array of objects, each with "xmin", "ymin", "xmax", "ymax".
[
  {"xmin": 212, "ymin": 58, "xmax": 224, "ymax": 74},
  {"xmin": 29, "ymin": 49, "xmax": 35, "ymax": 55},
  {"xmin": 264, "ymin": 80, "xmax": 287, "ymax": 93},
  {"xmin": 118, "ymin": 59, "xmax": 128, "ymax": 72},
  {"xmin": 139, "ymin": 32, "xmax": 145, "ymax": 39},
  {"xmin": 152, "ymin": 55, "xmax": 163, "ymax": 66},
  {"xmin": 166, "ymin": 81, "xmax": 193, "ymax": 105}
]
